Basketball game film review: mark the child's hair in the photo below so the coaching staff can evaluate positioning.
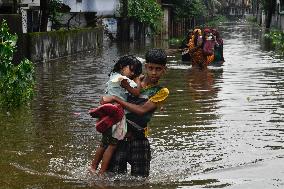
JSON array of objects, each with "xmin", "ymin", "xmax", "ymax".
[
  {"xmin": 110, "ymin": 55, "xmax": 142, "ymax": 77},
  {"xmin": 145, "ymin": 48, "xmax": 167, "ymax": 66}
]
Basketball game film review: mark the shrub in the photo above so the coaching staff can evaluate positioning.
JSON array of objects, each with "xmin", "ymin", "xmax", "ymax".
[
  {"xmin": 0, "ymin": 20, "xmax": 35, "ymax": 109},
  {"xmin": 264, "ymin": 30, "xmax": 284, "ymax": 53}
]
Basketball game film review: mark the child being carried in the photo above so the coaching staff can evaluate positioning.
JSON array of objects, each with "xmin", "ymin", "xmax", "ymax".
[{"xmin": 88, "ymin": 55, "xmax": 143, "ymax": 176}]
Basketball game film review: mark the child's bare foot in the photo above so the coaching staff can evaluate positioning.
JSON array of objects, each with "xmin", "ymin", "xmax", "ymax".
[
  {"xmin": 88, "ymin": 166, "xmax": 97, "ymax": 175},
  {"xmin": 97, "ymin": 171, "xmax": 106, "ymax": 178}
]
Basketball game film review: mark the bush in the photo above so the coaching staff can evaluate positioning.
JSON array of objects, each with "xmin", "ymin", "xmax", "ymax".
[
  {"xmin": 264, "ymin": 30, "xmax": 284, "ymax": 53},
  {"xmin": 0, "ymin": 20, "xmax": 35, "ymax": 109}
]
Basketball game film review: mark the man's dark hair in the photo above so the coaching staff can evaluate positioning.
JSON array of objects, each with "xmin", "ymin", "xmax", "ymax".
[{"xmin": 145, "ymin": 48, "xmax": 167, "ymax": 65}]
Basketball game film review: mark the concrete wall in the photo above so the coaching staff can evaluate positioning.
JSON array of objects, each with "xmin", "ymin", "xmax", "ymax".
[
  {"xmin": 27, "ymin": 27, "xmax": 103, "ymax": 62},
  {"xmin": 1, "ymin": 14, "xmax": 104, "ymax": 63}
]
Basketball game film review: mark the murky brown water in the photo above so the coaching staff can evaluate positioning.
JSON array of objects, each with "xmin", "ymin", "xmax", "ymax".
[{"xmin": 1, "ymin": 21, "xmax": 284, "ymax": 188}]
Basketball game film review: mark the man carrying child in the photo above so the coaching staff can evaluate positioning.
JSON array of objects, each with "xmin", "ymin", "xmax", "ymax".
[{"xmin": 101, "ymin": 48, "xmax": 169, "ymax": 177}]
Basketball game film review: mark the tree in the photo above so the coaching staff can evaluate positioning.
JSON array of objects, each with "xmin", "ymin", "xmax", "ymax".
[
  {"xmin": 252, "ymin": 0, "xmax": 260, "ymax": 16},
  {"xmin": 40, "ymin": 0, "xmax": 49, "ymax": 32},
  {"xmin": 117, "ymin": 0, "xmax": 130, "ymax": 41},
  {"xmin": 39, "ymin": 0, "xmax": 67, "ymax": 31},
  {"xmin": 173, "ymin": 0, "xmax": 206, "ymax": 19},
  {"xmin": 117, "ymin": 0, "xmax": 163, "ymax": 40},
  {"xmin": 261, "ymin": 0, "xmax": 277, "ymax": 28},
  {"xmin": 0, "ymin": 20, "xmax": 35, "ymax": 109},
  {"xmin": 128, "ymin": 0, "xmax": 163, "ymax": 32}
]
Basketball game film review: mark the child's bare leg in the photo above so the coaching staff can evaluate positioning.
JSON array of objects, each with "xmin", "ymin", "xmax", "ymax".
[
  {"xmin": 98, "ymin": 144, "xmax": 117, "ymax": 175},
  {"xmin": 90, "ymin": 144, "xmax": 105, "ymax": 171}
]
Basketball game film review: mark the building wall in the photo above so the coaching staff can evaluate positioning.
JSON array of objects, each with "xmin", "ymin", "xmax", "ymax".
[
  {"xmin": 62, "ymin": 0, "xmax": 118, "ymax": 16},
  {"xmin": 228, "ymin": 0, "xmax": 252, "ymax": 16},
  {"xmin": 20, "ymin": 0, "xmax": 40, "ymax": 33}
]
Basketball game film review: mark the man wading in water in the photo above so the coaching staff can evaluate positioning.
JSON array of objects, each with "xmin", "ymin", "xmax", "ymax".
[{"xmin": 101, "ymin": 48, "xmax": 169, "ymax": 177}]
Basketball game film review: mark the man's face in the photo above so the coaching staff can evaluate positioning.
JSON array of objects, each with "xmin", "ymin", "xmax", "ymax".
[{"xmin": 145, "ymin": 63, "xmax": 166, "ymax": 83}]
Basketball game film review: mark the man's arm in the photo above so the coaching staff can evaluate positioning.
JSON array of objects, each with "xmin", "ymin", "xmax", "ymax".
[{"xmin": 101, "ymin": 96, "xmax": 157, "ymax": 116}]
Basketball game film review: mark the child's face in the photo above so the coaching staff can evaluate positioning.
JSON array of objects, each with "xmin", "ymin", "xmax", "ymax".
[
  {"xmin": 121, "ymin": 65, "xmax": 135, "ymax": 79},
  {"xmin": 145, "ymin": 63, "xmax": 166, "ymax": 83}
]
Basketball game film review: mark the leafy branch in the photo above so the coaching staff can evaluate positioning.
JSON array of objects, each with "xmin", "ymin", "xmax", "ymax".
[
  {"xmin": 128, "ymin": 0, "xmax": 163, "ymax": 32},
  {"xmin": 0, "ymin": 20, "xmax": 35, "ymax": 109}
]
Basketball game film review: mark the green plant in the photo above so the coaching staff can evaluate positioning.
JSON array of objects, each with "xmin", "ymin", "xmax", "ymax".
[
  {"xmin": 173, "ymin": 0, "xmax": 206, "ymax": 20},
  {"xmin": 246, "ymin": 16, "xmax": 257, "ymax": 23},
  {"xmin": 0, "ymin": 20, "xmax": 35, "ymax": 109},
  {"xmin": 128, "ymin": 0, "xmax": 163, "ymax": 33},
  {"xmin": 49, "ymin": 0, "xmax": 63, "ymax": 27},
  {"xmin": 168, "ymin": 37, "xmax": 182, "ymax": 46},
  {"xmin": 264, "ymin": 30, "xmax": 284, "ymax": 53}
]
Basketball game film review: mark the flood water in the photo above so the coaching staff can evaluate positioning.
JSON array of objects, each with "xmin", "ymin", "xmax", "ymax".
[{"xmin": 1, "ymin": 21, "xmax": 284, "ymax": 188}]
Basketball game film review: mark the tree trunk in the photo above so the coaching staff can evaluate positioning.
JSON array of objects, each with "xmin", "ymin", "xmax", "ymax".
[
  {"xmin": 265, "ymin": 0, "xmax": 276, "ymax": 28},
  {"xmin": 40, "ymin": 0, "xmax": 49, "ymax": 32},
  {"xmin": 117, "ymin": 17, "xmax": 130, "ymax": 41},
  {"xmin": 134, "ymin": 21, "xmax": 145, "ymax": 41},
  {"xmin": 117, "ymin": 0, "xmax": 130, "ymax": 41}
]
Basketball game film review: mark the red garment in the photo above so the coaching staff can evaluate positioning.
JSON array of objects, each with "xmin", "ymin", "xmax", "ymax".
[
  {"xmin": 89, "ymin": 103, "xmax": 124, "ymax": 133},
  {"xmin": 203, "ymin": 40, "xmax": 215, "ymax": 56}
]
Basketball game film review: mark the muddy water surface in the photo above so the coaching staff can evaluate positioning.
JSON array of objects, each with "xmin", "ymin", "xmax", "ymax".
[{"xmin": 1, "ymin": 21, "xmax": 284, "ymax": 188}]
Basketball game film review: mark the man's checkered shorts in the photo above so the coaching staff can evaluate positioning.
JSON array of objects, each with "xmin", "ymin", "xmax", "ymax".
[{"xmin": 107, "ymin": 138, "xmax": 151, "ymax": 177}]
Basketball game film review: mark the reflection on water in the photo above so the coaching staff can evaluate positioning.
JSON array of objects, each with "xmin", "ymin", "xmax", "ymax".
[{"xmin": 1, "ymin": 21, "xmax": 284, "ymax": 188}]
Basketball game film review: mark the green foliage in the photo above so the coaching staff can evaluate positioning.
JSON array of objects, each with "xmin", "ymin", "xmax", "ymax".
[
  {"xmin": 173, "ymin": 0, "xmax": 206, "ymax": 19},
  {"xmin": 264, "ymin": 30, "xmax": 284, "ymax": 54},
  {"xmin": 49, "ymin": 0, "xmax": 63, "ymax": 25},
  {"xmin": 168, "ymin": 37, "xmax": 183, "ymax": 47},
  {"xmin": 128, "ymin": 0, "xmax": 163, "ymax": 32},
  {"xmin": 260, "ymin": 0, "xmax": 276, "ymax": 13},
  {"xmin": 0, "ymin": 20, "xmax": 35, "ymax": 109},
  {"xmin": 246, "ymin": 16, "xmax": 257, "ymax": 23},
  {"xmin": 260, "ymin": 0, "xmax": 269, "ymax": 12}
]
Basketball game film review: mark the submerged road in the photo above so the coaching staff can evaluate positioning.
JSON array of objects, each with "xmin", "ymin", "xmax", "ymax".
[{"xmin": 0, "ymin": 21, "xmax": 284, "ymax": 188}]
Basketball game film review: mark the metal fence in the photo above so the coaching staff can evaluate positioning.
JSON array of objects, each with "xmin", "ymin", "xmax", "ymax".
[{"xmin": 170, "ymin": 17, "xmax": 205, "ymax": 38}]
